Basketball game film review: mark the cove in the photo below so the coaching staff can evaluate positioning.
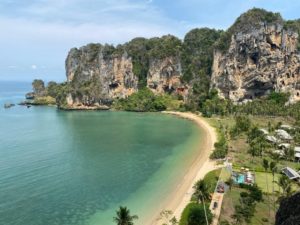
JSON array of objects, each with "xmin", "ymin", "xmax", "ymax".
[{"xmin": 0, "ymin": 91, "xmax": 203, "ymax": 225}]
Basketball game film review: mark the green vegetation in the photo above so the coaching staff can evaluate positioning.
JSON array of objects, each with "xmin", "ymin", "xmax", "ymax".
[
  {"xmin": 179, "ymin": 203, "xmax": 212, "ymax": 225},
  {"xmin": 202, "ymin": 169, "xmax": 221, "ymax": 193},
  {"xmin": 284, "ymin": 19, "xmax": 300, "ymax": 51},
  {"xmin": 32, "ymin": 79, "xmax": 46, "ymax": 96},
  {"xmin": 113, "ymin": 206, "xmax": 138, "ymax": 225},
  {"xmin": 113, "ymin": 88, "xmax": 183, "ymax": 112},
  {"xmin": 214, "ymin": 8, "xmax": 283, "ymax": 52},
  {"xmin": 31, "ymin": 96, "xmax": 56, "ymax": 105},
  {"xmin": 181, "ymin": 28, "xmax": 221, "ymax": 110},
  {"xmin": 123, "ymin": 35, "xmax": 182, "ymax": 88},
  {"xmin": 180, "ymin": 170, "xmax": 220, "ymax": 225}
]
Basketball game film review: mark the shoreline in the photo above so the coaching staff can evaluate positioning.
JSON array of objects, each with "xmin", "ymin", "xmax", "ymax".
[{"xmin": 146, "ymin": 111, "xmax": 218, "ymax": 225}]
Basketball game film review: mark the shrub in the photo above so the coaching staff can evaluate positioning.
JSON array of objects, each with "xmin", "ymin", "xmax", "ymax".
[{"xmin": 179, "ymin": 203, "xmax": 212, "ymax": 225}]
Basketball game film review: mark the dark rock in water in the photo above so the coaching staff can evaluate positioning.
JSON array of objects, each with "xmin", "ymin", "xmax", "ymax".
[
  {"xmin": 25, "ymin": 92, "xmax": 35, "ymax": 100},
  {"xmin": 275, "ymin": 192, "xmax": 300, "ymax": 225},
  {"xmin": 4, "ymin": 103, "xmax": 15, "ymax": 108}
]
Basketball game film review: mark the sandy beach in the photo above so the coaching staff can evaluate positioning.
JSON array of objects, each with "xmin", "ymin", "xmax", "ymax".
[{"xmin": 144, "ymin": 111, "xmax": 218, "ymax": 225}]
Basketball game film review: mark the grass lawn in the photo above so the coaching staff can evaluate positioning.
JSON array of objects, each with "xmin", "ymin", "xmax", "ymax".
[
  {"xmin": 219, "ymin": 187, "xmax": 277, "ymax": 225},
  {"xmin": 255, "ymin": 171, "xmax": 299, "ymax": 193},
  {"xmin": 203, "ymin": 169, "xmax": 221, "ymax": 193},
  {"xmin": 255, "ymin": 172, "xmax": 281, "ymax": 194}
]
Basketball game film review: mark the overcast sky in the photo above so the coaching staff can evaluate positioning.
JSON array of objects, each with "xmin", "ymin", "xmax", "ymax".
[{"xmin": 0, "ymin": 0, "xmax": 299, "ymax": 82}]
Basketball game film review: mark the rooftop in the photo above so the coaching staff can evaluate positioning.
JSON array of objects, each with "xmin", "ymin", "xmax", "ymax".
[
  {"xmin": 282, "ymin": 167, "xmax": 300, "ymax": 180},
  {"xmin": 275, "ymin": 129, "xmax": 293, "ymax": 140}
]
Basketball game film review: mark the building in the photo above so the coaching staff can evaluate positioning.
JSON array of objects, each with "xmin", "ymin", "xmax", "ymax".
[
  {"xmin": 282, "ymin": 167, "xmax": 300, "ymax": 180},
  {"xmin": 275, "ymin": 129, "xmax": 293, "ymax": 141},
  {"xmin": 266, "ymin": 135, "xmax": 278, "ymax": 144},
  {"xmin": 273, "ymin": 149, "xmax": 285, "ymax": 157},
  {"xmin": 295, "ymin": 147, "xmax": 300, "ymax": 161},
  {"xmin": 280, "ymin": 125, "xmax": 293, "ymax": 130},
  {"xmin": 259, "ymin": 128, "xmax": 269, "ymax": 135},
  {"xmin": 278, "ymin": 143, "xmax": 291, "ymax": 150}
]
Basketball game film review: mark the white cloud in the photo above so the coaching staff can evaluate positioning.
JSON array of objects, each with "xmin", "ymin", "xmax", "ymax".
[{"xmin": 31, "ymin": 65, "xmax": 37, "ymax": 70}]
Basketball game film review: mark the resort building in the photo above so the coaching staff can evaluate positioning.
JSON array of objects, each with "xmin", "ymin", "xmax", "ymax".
[
  {"xmin": 278, "ymin": 143, "xmax": 291, "ymax": 150},
  {"xmin": 275, "ymin": 129, "xmax": 293, "ymax": 142},
  {"xmin": 273, "ymin": 149, "xmax": 285, "ymax": 157},
  {"xmin": 282, "ymin": 167, "xmax": 300, "ymax": 180},
  {"xmin": 295, "ymin": 147, "xmax": 300, "ymax": 161},
  {"xmin": 280, "ymin": 125, "xmax": 293, "ymax": 130},
  {"xmin": 266, "ymin": 135, "xmax": 278, "ymax": 144},
  {"xmin": 259, "ymin": 128, "xmax": 269, "ymax": 135}
]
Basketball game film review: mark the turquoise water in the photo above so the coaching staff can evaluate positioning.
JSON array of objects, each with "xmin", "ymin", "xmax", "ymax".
[
  {"xmin": 236, "ymin": 174, "xmax": 245, "ymax": 184},
  {"xmin": 0, "ymin": 82, "xmax": 203, "ymax": 225}
]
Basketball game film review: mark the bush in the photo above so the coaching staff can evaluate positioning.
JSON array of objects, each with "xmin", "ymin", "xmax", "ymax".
[
  {"xmin": 210, "ymin": 132, "xmax": 228, "ymax": 159},
  {"xmin": 179, "ymin": 203, "xmax": 212, "ymax": 225},
  {"xmin": 113, "ymin": 88, "xmax": 169, "ymax": 112}
]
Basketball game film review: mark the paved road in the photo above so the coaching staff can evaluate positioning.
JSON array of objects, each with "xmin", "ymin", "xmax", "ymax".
[{"xmin": 209, "ymin": 192, "xmax": 224, "ymax": 225}]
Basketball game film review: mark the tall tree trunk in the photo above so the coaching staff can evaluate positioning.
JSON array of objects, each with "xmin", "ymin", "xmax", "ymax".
[
  {"xmin": 265, "ymin": 172, "xmax": 271, "ymax": 217},
  {"xmin": 201, "ymin": 195, "xmax": 209, "ymax": 225}
]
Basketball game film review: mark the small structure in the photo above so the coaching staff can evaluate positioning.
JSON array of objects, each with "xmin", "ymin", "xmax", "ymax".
[
  {"xmin": 232, "ymin": 170, "xmax": 255, "ymax": 185},
  {"xmin": 266, "ymin": 135, "xmax": 278, "ymax": 144},
  {"xmin": 259, "ymin": 128, "xmax": 269, "ymax": 135},
  {"xmin": 282, "ymin": 167, "xmax": 300, "ymax": 180},
  {"xmin": 275, "ymin": 129, "xmax": 293, "ymax": 141},
  {"xmin": 280, "ymin": 125, "xmax": 293, "ymax": 131},
  {"xmin": 278, "ymin": 143, "xmax": 291, "ymax": 150},
  {"xmin": 295, "ymin": 147, "xmax": 300, "ymax": 153},
  {"xmin": 273, "ymin": 150, "xmax": 285, "ymax": 157}
]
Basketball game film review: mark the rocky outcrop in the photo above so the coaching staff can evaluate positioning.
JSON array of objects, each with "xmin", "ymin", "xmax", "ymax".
[
  {"xmin": 211, "ymin": 23, "xmax": 300, "ymax": 103},
  {"xmin": 147, "ymin": 56, "xmax": 188, "ymax": 97},
  {"xmin": 275, "ymin": 192, "xmax": 300, "ymax": 225},
  {"xmin": 65, "ymin": 44, "xmax": 139, "ymax": 107},
  {"xmin": 65, "ymin": 44, "xmax": 187, "ymax": 108}
]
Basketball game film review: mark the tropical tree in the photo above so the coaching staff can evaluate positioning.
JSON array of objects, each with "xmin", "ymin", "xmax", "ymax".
[
  {"xmin": 187, "ymin": 205, "xmax": 212, "ymax": 225},
  {"xmin": 262, "ymin": 158, "xmax": 271, "ymax": 216},
  {"xmin": 269, "ymin": 161, "xmax": 277, "ymax": 211},
  {"xmin": 277, "ymin": 175, "xmax": 293, "ymax": 199},
  {"xmin": 193, "ymin": 179, "xmax": 211, "ymax": 225},
  {"xmin": 113, "ymin": 206, "xmax": 138, "ymax": 225}
]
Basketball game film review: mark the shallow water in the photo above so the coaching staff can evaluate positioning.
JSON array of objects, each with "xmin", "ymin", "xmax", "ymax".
[{"xmin": 0, "ymin": 82, "xmax": 203, "ymax": 225}]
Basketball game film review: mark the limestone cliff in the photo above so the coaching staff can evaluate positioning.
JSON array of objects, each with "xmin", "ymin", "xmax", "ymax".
[
  {"xmin": 65, "ymin": 42, "xmax": 187, "ymax": 108},
  {"xmin": 65, "ymin": 9, "xmax": 300, "ymax": 109},
  {"xmin": 147, "ymin": 56, "xmax": 188, "ymax": 97},
  {"xmin": 65, "ymin": 44, "xmax": 138, "ymax": 108},
  {"xmin": 211, "ymin": 22, "xmax": 300, "ymax": 103}
]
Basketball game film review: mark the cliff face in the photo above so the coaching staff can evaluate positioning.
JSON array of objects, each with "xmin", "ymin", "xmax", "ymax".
[
  {"xmin": 147, "ymin": 56, "xmax": 188, "ymax": 97},
  {"xmin": 211, "ymin": 23, "xmax": 300, "ymax": 103},
  {"xmin": 65, "ymin": 44, "xmax": 138, "ymax": 107},
  {"xmin": 275, "ymin": 192, "xmax": 300, "ymax": 225},
  {"xmin": 65, "ymin": 44, "xmax": 187, "ymax": 108}
]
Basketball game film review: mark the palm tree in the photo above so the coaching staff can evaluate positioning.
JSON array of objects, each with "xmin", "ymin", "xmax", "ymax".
[
  {"xmin": 193, "ymin": 179, "xmax": 211, "ymax": 225},
  {"xmin": 113, "ymin": 206, "xmax": 138, "ymax": 225},
  {"xmin": 277, "ymin": 175, "xmax": 293, "ymax": 199},
  {"xmin": 269, "ymin": 161, "xmax": 277, "ymax": 211},
  {"xmin": 262, "ymin": 158, "xmax": 271, "ymax": 216}
]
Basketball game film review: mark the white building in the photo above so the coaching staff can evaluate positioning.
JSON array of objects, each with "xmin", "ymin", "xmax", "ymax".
[
  {"xmin": 259, "ymin": 128, "xmax": 269, "ymax": 135},
  {"xmin": 266, "ymin": 135, "xmax": 278, "ymax": 144},
  {"xmin": 275, "ymin": 129, "xmax": 293, "ymax": 141}
]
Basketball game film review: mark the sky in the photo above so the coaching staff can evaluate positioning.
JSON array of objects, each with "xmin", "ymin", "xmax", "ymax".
[{"xmin": 0, "ymin": 0, "xmax": 299, "ymax": 82}]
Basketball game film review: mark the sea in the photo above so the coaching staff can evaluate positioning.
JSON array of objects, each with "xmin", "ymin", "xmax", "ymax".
[{"xmin": 0, "ymin": 81, "xmax": 203, "ymax": 225}]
